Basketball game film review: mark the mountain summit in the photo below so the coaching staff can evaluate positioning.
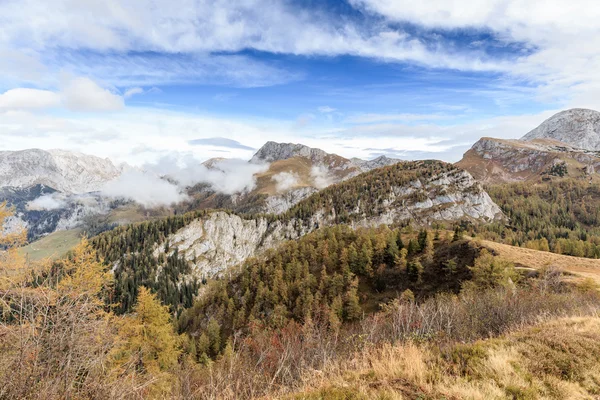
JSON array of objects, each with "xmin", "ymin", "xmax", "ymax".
[
  {"xmin": 250, "ymin": 141, "xmax": 331, "ymax": 164},
  {"xmin": 521, "ymin": 108, "xmax": 600, "ymax": 150}
]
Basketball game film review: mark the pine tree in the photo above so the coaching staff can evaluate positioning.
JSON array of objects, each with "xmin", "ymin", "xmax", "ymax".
[
  {"xmin": 385, "ymin": 236, "xmax": 399, "ymax": 266},
  {"xmin": 453, "ymin": 226, "xmax": 463, "ymax": 242},
  {"xmin": 343, "ymin": 278, "xmax": 362, "ymax": 321},
  {"xmin": 422, "ymin": 234, "xmax": 434, "ymax": 265},
  {"xmin": 407, "ymin": 239, "xmax": 420, "ymax": 256},
  {"xmin": 417, "ymin": 229, "xmax": 428, "ymax": 250},
  {"xmin": 109, "ymin": 287, "xmax": 180, "ymax": 396},
  {"xmin": 394, "ymin": 248, "xmax": 408, "ymax": 272},
  {"xmin": 407, "ymin": 259, "xmax": 423, "ymax": 284}
]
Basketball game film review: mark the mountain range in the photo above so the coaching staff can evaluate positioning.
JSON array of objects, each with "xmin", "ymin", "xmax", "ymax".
[
  {"xmin": 4, "ymin": 107, "xmax": 600, "ymax": 252},
  {"xmin": 6, "ymin": 108, "xmax": 600, "ymax": 399}
]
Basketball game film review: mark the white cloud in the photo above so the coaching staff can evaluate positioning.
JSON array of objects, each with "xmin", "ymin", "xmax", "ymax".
[
  {"xmin": 0, "ymin": 77, "xmax": 125, "ymax": 112},
  {"xmin": 349, "ymin": 0, "xmax": 600, "ymax": 103},
  {"xmin": 310, "ymin": 166, "xmax": 334, "ymax": 189},
  {"xmin": 0, "ymin": 88, "xmax": 60, "ymax": 110},
  {"xmin": 61, "ymin": 77, "xmax": 124, "ymax": 111},
  {"xmin": 0, "ymin": 0, "xmax": 505, "ymax": 86},
  {"xmin": 124, "ymin": 87, "xmax": 144, "ymax": 98},
  {"xmin": 101, "ymin": 155, "xmax": 272, "ymax": 207},
  {"xmin": 27, "ymin": 193, "xmax": 66, "ymax": 210},
  {"xmin": 146, "ymin": 156, "xmax": 269, "ymax": 195},
  {"xmin": 272, "ymin": 171, "xmax": 300, "ymax": 192},
  {"xmin": 102, "ymin": 170, "xmax": 187, "ymax": 207},
  {"xmin": 0, "ymin": 0, "xmax": 598, "ymax": 104},
  {"xmin": 318, "ymin": 106, "xmax": 336, "ymax": 113}
]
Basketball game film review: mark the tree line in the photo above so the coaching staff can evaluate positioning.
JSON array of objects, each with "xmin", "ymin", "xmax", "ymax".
[{"xmin": 177, "ymin": 224, "xmax": 482, "ymax": 361}]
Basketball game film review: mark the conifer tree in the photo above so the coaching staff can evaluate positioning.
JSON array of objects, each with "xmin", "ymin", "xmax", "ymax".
[{"xmin": 109, "ymin": 286, "xmax": 180, "ymax": 396}]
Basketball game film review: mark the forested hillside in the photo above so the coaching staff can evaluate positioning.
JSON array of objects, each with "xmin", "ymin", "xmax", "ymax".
[
  {"xmin": 475, "ymin": 179, "xmax": 600, "ymax": 258},
  {"xmin": 3, "ymin": 192, "xmax": 600, "ymax": 399},
  {"xmin": 90, "ymin": 161, "xmax": 499, "ymax": 314},
  {"xmin": 90, "ymin": 210, "xmax": 211, "ymax": 313},
  {"xmin": 280, "ymin": 159, "xmax": 491, "ymax": 224},
  {"xmin": 178, "ymin": 225, "xmax": 486, "ymax": 359}
]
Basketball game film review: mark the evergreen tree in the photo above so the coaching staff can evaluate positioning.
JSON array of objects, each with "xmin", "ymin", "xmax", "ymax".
[{"xmin": 110, "ymin": 287, "xmax": 180, "ymax": 396}]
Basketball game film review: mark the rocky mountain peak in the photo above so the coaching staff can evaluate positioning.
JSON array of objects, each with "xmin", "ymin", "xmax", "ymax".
[
  {"xmin": 250, "ymin": 141, "xmax": 330, "ymax": 164},
  {"xmin": 521, "ymin": 108, "xmax": 600, "ymax": 150},
  {"xmin": 351, "ymin": 155, "xmax": 400, "ymax": 172},
  {"xmin": 0, "ymin": 148, "xmax": 122, "ymax": 194}
]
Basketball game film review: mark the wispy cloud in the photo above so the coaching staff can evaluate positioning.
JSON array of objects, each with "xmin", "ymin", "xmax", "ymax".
[{"xmin": 318, "ymin": 106, "xmax": 336, "ymax": 113}]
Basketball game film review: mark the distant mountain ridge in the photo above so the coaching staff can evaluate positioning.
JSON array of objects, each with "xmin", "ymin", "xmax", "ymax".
[
  {"xmin": 457, "ymin": 108, "xmax": 600, "ymax": 183},
  {"xmin": 188, "ymin": 141, "xmax": 402, "ymax": 214},
  {"xmin": 0, "ymin": 148, "xmax": 123, "ymax": 194},
  {"xmin": 457, "ymin": 137, "xmax": 600, "ymax": 183},
  {"xmin": 0, "ymin": 143, "xmax": 404, "ymax": 242},
  {"xmin": 521, "ymin": 108, "xmax": 600, "ymax": 150}
]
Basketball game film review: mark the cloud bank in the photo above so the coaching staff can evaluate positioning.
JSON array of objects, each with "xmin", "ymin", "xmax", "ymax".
[
  {"xmin": 102, "ymin": 170, "xmax": 186, "ymax": 208},
  {"xmin": 0, "ymin": 77, "xmax": 124, "ymax": 112},
  {"xmin": 101, "ymin": 156, "xmax": 270, "ymax": 207}
]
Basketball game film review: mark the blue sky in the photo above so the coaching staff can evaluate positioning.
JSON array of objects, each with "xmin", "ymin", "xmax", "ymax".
[{"xmin": 0, "ymin": 0, "xmax": 599, "ymax": 165}]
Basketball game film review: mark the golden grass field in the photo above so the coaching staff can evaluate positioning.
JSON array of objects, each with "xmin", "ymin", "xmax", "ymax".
[
  {"xmin": 480, "ymin": 239, "xmax": 600, "ymax": 284},
  {"xmin": 290, "ymin": 317, "xmax": 600, "ymax": 399}
]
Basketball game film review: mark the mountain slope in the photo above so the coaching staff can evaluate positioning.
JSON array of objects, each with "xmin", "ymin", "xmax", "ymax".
[
  {"xmin": 521, "ymin": 108, "xmax": 600, "ymax": 150},
  {"xmin": 0, "ymin": 149, "xmax": 122, "ymax": 194},
  {"xmin": 92, "ymin": 160, "xmax": 502, "ymax": 312},
  {"xmin": 187, "ymin": 142, "xmax": 401, "ymax": 214},
  {"xmin": 166, "ymin": 160, "xmax": 501, "ymax": 277},
  {"xmin": 457, "ymin": 136, "xmax": 600, "ymax": 183}
]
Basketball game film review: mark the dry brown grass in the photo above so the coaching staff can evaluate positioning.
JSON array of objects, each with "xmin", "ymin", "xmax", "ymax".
[
  {"xmin": 253, "ymin": 157, "xmax": 317, "ymax": 195},
  {"xmin": 253, "ymin": 156, "xmax": 359, "ymax": 195},
  {"xmin": 455, "ymin": 137, "xmax": 600, "ymax": 184},
  {"xmin": 479, "ymin": 239, "xmax": 600, "ymax": 285},
  {"xmin": 290, "ymin": 317, "xmax": 600, "ymax": 400}
]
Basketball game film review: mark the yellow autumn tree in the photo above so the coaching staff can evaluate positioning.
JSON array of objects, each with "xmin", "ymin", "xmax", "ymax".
[
  {"xmin": 0, "ymin": 220, "xmax": 115, "ymax": 398},
  {"xmin": 109, "ymin": 286, "xmax": 180, "ymax": 397},
  {"xmin": 0, "ymin": 201, "xmax": 29, "ymax": 289}
]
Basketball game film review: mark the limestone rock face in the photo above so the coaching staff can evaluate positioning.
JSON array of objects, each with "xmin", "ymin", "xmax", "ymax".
[
  {"xmin": 251, "ymin": 141, "xmax": 331, "ymax": 164},
  {"xmin": 155, "ymin": 168, "xmax": 502, "ymax": 278},
  {"xmin": 262, "ymin": 187, "xmax": 318, "ymax": 214},
  {"xmin": 457, "ymin": 137, "xmax": 600, "ymax": 183},
  {"xmin": 521, "ymin": 108, "xmax": 600, "ymax": 150}
]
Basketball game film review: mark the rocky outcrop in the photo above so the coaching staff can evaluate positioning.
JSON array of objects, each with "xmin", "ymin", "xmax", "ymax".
[
  {"xmin": 262, "ymin": 187, "xmax": 318, "ymax": 214},
  {"xmin": 521, "ymin": 108, "xmax": 600, "ymax": 151},
  {"xmin": 250, "ymin": 141, "xmax": 331, "ymax": 164},
  {"xmin": 457, "ymin": 137, "xmax": 600, "ymax": 183},
  {"xmin": 155, "ymin": 167, "xmax": 502, "ymax": 277},
  {"xmin": 350, "ymin": 155, "xmax": 400, "ymax": 172}
]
